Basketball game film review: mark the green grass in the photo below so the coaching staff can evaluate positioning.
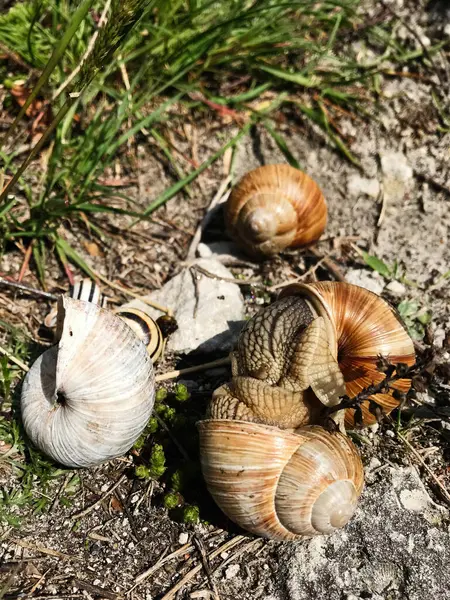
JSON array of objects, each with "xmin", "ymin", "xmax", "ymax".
[{"xmin": 0, "ymin": 0, "xmax": 444, "ymax": 283}]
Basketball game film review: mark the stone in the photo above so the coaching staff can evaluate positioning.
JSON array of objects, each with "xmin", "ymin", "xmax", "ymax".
[
  {"xmin": 380, "ymin": 150, "xmax": 413, "ymax": 202},
  {"xmin": 121, "ymin": 258, "xmax": 245, "ymax": 354},
  {"xmin": 197, "ymin": 241, "xmax": 250, "ymax": 264},
  {"xmin": 225, "ymin": 564, "xmax": 240, "ymax": 579},
  {"xmin": 347, "ymin": 175, "xmax": 380, "ymax": 199},
  {"xmin": 278, "ymin": 466, "xmax": 449, "ymax": 600},
  {"xmin": 345, "ymin": 269, "xmax": 384, "ymax": 295},
  {"xmin": 178, "ymin": 532, "xmax": 189, "ymax": 545},
  {"xmin": 385, "ymin": 280, "xmax": 406, "ymax": 296}
]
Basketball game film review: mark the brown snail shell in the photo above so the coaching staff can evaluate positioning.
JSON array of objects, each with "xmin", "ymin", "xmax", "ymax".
[
  {"xmin": 225, "ymin": 164, "xmax": 327, "ymax": 258},
  {"xmin": 198, "ymin": 281, "xmax": 414, "ymax": 540},
  {"xmin": 278, "ymin": 282, "xmax": 416, "ymax": 427},
  {"xmin": 198, "ymin": 420, "xmax": 363, "ymax": 540}
]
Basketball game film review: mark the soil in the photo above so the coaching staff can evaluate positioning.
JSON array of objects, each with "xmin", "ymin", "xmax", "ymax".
[{"xmin": 1, "ymin": 1, "xmax": 449, "ymax": 599}]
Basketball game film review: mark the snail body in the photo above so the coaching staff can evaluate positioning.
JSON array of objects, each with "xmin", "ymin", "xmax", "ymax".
[
  {"xmin": 22, "ymin": 296, "xmax": 155, "ymax": 468},
  {"xmin": 225, "ymin": 164, "xmax": 327, "ymax": 259},
  {"xmin": 198, "ymin": 282, "xmax": 414, "ymax": 540}
]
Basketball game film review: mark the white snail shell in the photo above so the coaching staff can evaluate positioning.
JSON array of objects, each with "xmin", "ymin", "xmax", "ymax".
[{"xmin": 21, "ymin": 296, "xmax": 155, "ymax": 468}]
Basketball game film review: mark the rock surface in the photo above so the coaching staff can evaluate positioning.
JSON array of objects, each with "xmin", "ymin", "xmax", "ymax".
[
  {"xmin": 277, "ymin": 466, "xmax": 450, "ymax": 600},
  {"xmin": 121, "ymin": 258, "xmax": 245, "ymax": 354}
]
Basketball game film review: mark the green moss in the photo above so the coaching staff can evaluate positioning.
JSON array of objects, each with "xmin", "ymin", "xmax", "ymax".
[
  {"xmin": 135, "ymin": 464, "xmax": 151, "ymax": 479},
  {"xmin": 175, "ymin": 383, "xmax": 190, "ymax": 402},
  {"xmin": 155, "ymin": 387, "xmax": 168, "ymax": 403},
  {"xmin": 182, "ymin": 504, "xmax": 200, "ymax": 524},
  {"xmin": 163, "ymin": 492, "xmax": 182, "ymax": 509},
  {"xmin": 148, "ymin": 443, "xmax": 166, "ymax": 479}
]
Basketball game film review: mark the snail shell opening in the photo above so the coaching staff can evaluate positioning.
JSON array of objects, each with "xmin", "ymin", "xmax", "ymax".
[{"xmin": 21, "ymin": 296, "xmax": 155, "ymax": 468}]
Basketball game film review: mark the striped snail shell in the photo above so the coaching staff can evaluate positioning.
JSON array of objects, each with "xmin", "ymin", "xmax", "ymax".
[
  {"xmin": 198, "ymin": 282, "xmax": 414, "ymax": 540},
  {"xmin": 21, "ymin": 296, "xmax": 155, "ymax": 468},
  {"xmin": 277, "ymin": 281, "xmax": 416, "ymax": 427},
  {"xmin": 44, "ymin": 278, "xmax": 108, "ymax": 328},
  {"xmin": 225, "ymin": 164, "xmax": 327, "ymax": 259},
  {"xmin": 113, "ymin": 307, "xmax": 164, "ymax": 364}
]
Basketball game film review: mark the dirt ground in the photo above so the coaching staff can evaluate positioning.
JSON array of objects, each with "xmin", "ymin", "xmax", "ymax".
[{"xmin": 1, "ymin": 1, "xmax": 450, "ymax": 599}]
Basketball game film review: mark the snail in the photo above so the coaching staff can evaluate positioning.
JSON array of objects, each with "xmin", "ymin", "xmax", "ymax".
[
  {"xmin": 44, "ymin": 278, "xmax": 167, "ymax": 364},
  {"xmin": 225, "ymin": 164, "xmax": 327, "ymax": 259},
  {"xmin": 21, "ymin": 296, "xmax": 155, "ymax": 468},
  {"xmin": 198, "ymin": 282, "xmax": 415, "ymax": 540}
]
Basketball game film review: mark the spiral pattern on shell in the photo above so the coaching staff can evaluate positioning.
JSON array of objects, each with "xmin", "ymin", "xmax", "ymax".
[
  {"xmin": 21, "ymin": 297, "xmax": 155, "ymax": 468},
  {"xmin": 279, "ymin": 282, "xmax": 416, "ymax": 426},
  {"xmin": 198, "ymin": 420, "xmax": 363, "ymax": 540},
  {"xmin": 225, "ymin": 164, "xmax": 327, "ymax": 258}
]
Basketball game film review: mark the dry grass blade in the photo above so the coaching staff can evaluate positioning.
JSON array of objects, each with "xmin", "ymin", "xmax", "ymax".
[
  {"xmin": 155, "ymin": 357, "xmax": 231, "ymax": 382},
  {"xmin": 11, "ymin": 539, "xmax": 77, "ymax": 560},
  {"xmin": 70, "ymin": 474, "xmax": 126, "ymax": 520},
  {"xmin": 398, "ymin": 433, "xmax": 450, "ymax": 505},
  {"xmin": 159, "ymin": 536, "xmax": 245, "ymax": 600},
  {"xmin": 130, "ymin": 542, "xmax": 195, "ymax": 590}
]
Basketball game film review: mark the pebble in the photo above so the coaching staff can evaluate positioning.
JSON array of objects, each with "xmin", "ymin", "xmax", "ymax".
[
  {"xmin": 225, "ymin": 564, "xmax": 240, "ymax": 579},
  {"xmin": 347, "ymin": 174, "xmax": 380, "ymax": 198},
  {"xmin": 385, "ymin": 280, "xmax": 406, "ymax": 296},
  {"xmin": 385, "ymin": 429, "xmax": 395, "ymax": 438},
  {"xmin": 179, "ymin": 532, "xmax": 189, "ymax": 545}
]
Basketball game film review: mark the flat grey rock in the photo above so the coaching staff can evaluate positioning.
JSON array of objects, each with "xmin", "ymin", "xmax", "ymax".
[
  {"xmin": 121, "ymin": 258, "xmax": 245, "ymax": 354},
  {"xmin": 277, "ymin": 466, "xmax": 449, "ymax": 600}
]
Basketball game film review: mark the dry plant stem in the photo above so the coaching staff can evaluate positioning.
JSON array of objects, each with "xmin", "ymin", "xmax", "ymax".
[
  {"xmin": 0, "ymin": 277, "xmax": 57, "ymax": 300},
  {"xmin": 52, "ymin": 0, "xmax": 112, "ymax": 101},
  {"xmin": 327, "ymin": 351, "xmax": 435, "ymax": 418},
  {"xmin": 186, "ymin": 176, "xmax": 232, "ymax": 260},
  {"xmin": 155, "ymin": 357, "xmax": 231, "ymax": 382},
  {"xmin": 93, "ymin": 270, "xmax": 173, "ymax": 316},
  {"xmin": 309, "ymin": 247, "xmax": 346, "ymax": 281},
  {"xmin": 70, "ymin": 474, "xmax": 126, "ymax": 520},
  {"xmin": 0, "ymin": 345, "xmax": 29, "ymax": 372},
  {"xmin": 11, "ymin": 539, "xmax": 76, "ymax": 560},
  {"xmin": 398, "ymin": 433, "xmax": 450, "ymax": 505},
  {"xmin": 71, "ymin": 579, "xmax": 119, "ymax": 600},
  {"xmin": 190, "ymin": 264, "xmax": 264, "ymax": 288},
  {"xmin": 160, "ymin": 536, "xmax": 245, "ymax": 600},
  {"xmin": 131, "ymin": 543, "xmax": 195, "ymax": 590},
  {"xmin": 194, "ymin": 537, "xmax": 221, "ymax": 600}
]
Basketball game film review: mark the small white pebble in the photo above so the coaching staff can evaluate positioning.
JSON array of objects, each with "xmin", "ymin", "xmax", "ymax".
[
  {"xmin": 220, "ymin": 552, "xmax": 229, "ymax": 559},
  {"xmin": 225, "ymin": 564, "xmax": 240, "ymax": 579},
  {"xmin": 93, "ymin": 580, "xmax": 101, "ymax": 586},
  {"xmin": 179, "ymin": 532, "xmax": 189, "ymax": 545},
  {"xmin": 385, "ymin": 429, "xmax": 395, "ymax": 438},
  {"xmin": 100, "ymin": 483, "xmax": 109, "ymax": 492}
]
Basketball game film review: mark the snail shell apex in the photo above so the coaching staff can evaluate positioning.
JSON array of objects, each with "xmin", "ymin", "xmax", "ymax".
[
  {"xmin": 21, "ymin": 297, "xmax": 155, "ymax": 468},
  {"xmin": 225, "ymin": 164, "xmax": 327, "ymax": 258}
]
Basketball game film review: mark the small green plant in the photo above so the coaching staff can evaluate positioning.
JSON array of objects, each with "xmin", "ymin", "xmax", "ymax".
[
  {"xmin": 182, "ymin": 504, "xmax": 200, "ymax": 525},
  {"xmin": 397, "ymin": 300, "xmax": 432, "ymax": 341},
  {"xmin": 163, "ymin": 491, "xmax": 182, "ymax": 510},
  {"xmin": 174, "ymin": 383, "xmax": 190, "ymax": 402}
]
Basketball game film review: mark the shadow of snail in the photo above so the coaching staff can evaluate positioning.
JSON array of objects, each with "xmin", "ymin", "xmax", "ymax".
[{"xmin": 197, "ymin": 282, "xmax": 415, "ymax": 541}]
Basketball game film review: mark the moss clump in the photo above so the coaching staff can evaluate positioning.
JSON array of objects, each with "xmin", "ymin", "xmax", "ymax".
[
  {"xmin": 148, "ymin": 443, "xmax": 166, "ymax": 478},
  {"xmin": 175, "ymin": 383, "xmax": 190, "ymax": 402},
  {"xmin": 163, "ymin": 492, "xmax": 182, "ymax": 509},
  {"xmin": 155, "ymin": 387, "xmax": 168, "ymax": 403},
  {"xmin": 182, "ymin": 505, "xmax": 200, "ymax": 524}
]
